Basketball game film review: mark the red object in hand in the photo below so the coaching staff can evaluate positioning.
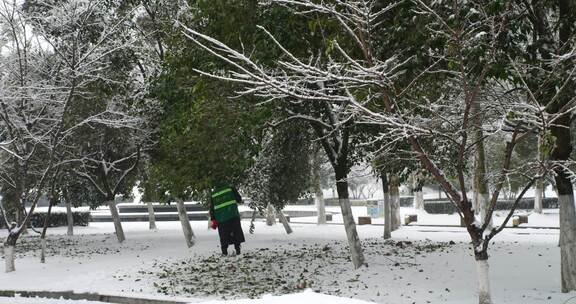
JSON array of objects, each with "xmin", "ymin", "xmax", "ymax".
[{"xmin": 210, "ymin": 219, "xmax": 218, "ymax": 230}]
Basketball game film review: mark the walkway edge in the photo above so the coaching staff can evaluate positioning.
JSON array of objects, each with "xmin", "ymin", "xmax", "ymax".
[
  {"xmin": 288, "ymin": 221, "xmax": 560, "ymax": 230},
  {"xmin": 0, "ymin": 290, "xmax": 189, "ymax": 304}
]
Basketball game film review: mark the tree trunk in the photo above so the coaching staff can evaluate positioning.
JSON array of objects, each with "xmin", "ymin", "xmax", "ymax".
[
  {"xmin": 17, "ymin": 205, "xmax": 27, "ymax": 235},
  {"xmin": 534, "ymin": 134, "xmax": 544, "ymax": 214},
  {"xmin": 65, "ymin": 198, "xmax": 74, "ymax": 236},
  {"xmin": 389, "ymin": 175, "xmax": 401, "ymax": 231},
  {"xmin": 277, "ymin": 209, "xmax": 293, "ymax": 234},
  {"xmin": 4, "ymin": 234, "xmax": 17, "ymax": 273},
  {"xmin": 534, "ymin": 181, "xmax": 543, "ymax": 214},
  {"xmin": 312, "ymin": 150, "xmax": 326, "ymax": 224},
  {"xmin": 4, "ymin": 244, "xmax": 15, "ymax": 273},
  {"xmin": 266, "ymin": 203, "xmax": 276, "ymax": 226},
  {"xmin": 106, "ymin": 199, "xmax": 125, "ymax": 243},
  {"xmin": 475, "ymin": 256, "xmax": 493, "ymax": 304},
  {"xmin": 175, "ymin": 199, "xmax": 195, "ymax": 248},
  {"xmin": 474, "ymin": 191, "xmax": 491, "ymax": 229},
  {"xmin": 315, "ymin": 190, "xmax": 326, "ymax": 225},
  {"xmin": 40, "ymin": 202, "xmax": 53, "ymax": 264},
  {"xmin": 146, "ymin": 201, "xmax": 157, "ymax": 230},
  {"xmin": 472, "ymin": 98, "xmax": 491, "ymax": 229},
  {"xmin": 381, "ymin": 173, "xmax": 391, "ymax": 239},
  {"xmin": 555, "ymin": 161, "xmax": 576, "ymax": 292},
  {"xmin": 559, "ymin": 0, "xmax": 576, "ymax": 291},
  {"xmin": 414, "ymin": 189, "xmax": 424, "ymax": 211},
  {"xmin": 558, "ymin": 193, "xmax": 576, "ymax": 292},
  {"xmin": 549, "ymin": 84, "xmax": 576, "ymax": 291},
  {"xmin": 335, "ymin": 167, "xmax": 365, "ymax": 268}
]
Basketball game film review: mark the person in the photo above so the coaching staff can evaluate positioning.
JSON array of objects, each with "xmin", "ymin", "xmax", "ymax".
[{"xmin": 209, "ymin": 184, "xmax": 245, "ymax": 256}]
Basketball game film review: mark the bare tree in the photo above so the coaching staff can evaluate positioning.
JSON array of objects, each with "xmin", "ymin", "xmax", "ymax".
[
  {"xmin": 73, "ymin": 145, "xmax": 141, "ymax": 243},
  {"xmin": 0, "ymin": 0, "xmax": 143, "ymax": 271}
]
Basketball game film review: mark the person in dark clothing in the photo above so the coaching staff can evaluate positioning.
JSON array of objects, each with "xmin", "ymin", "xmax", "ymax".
[{"xmin": 209, "ymin": 184, "xmax": 245, "ymax": 256}]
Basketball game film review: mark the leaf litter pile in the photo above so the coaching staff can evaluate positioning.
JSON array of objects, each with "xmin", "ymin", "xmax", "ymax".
[
  {"xmin": 144, "ymin": 238, "xmax": 457, "ymax": 300},
  {"xmin": 0, "ymin": 233, "xmax": 150, "ymax": 260}
]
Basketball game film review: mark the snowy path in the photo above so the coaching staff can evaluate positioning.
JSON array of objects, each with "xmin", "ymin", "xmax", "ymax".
[{"xmin": 0, "ymin": 219, "xmax": 573, "ymax": 304}]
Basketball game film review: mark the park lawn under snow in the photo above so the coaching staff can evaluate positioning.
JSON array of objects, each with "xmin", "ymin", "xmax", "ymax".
[{"xmin": 0, "ymin": 212, "xmax": 572, "ymax": 304}]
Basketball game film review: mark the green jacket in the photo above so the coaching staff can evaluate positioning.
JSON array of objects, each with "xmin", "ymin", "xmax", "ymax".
[{"xmin": 209, "ymin": 186, "xmax": 241, "ymax": 223}]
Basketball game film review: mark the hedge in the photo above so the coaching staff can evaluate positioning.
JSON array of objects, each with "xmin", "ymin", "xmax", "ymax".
[
  {"xmin": 296, "ymin": 196, "xmax": 415, "ymax": 207},
  {"xmin": 424, "ymin": 197, "xmax": 559, "ymax": 214},
  {"xmin": 0, "ymin": 211, "xmax": 91, "ymax": 229}
]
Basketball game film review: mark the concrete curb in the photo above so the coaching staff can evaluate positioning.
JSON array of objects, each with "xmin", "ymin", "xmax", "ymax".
[
  {"xmin": 0, "ymin": 290, "xmax": 189, "ymax": 304},
  {"xmin": 289, "ymin": 221, "xmax": 560, "ymax": 230}
]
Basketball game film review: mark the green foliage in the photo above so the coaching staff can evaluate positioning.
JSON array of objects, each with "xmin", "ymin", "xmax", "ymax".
[
  {"xmin": 486, "ymin": 132, "xmax": 538, "ymax": 196},
  {"xmin": 244, "ymin": 121, "xmax": 313, "ymax": 211},
  {"xmin": 147, "ymin": 0, "xmax": 331, "ymax": 201},
  {"xmin": 151, "ymin": 75, "xmax": 268, "ymax": 200},
  {"xmin": 541, "ymin": 131, "xmax": 556, "ymax": 159}
]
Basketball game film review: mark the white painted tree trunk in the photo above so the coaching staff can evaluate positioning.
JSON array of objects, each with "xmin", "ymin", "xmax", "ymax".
[
  {"xmin": 534, "ymin": 134, "xmax": 544, "ymax": 214},
  {"xmin": 65, "ymin": 200, "xmax": 74, "ymax": 236},
  {"xmin": 146, "ymin": 201, "xmax": 157, "ymax": 230},
  {"xmin": 476, "ymin": 259, "xmax": 493, "ymax": 304},
  {"xmin": 5, "ymin": 245, "xmax": 15, "ymax": 273},
  {"xmin": 175, "ymin": 199, "xmax": 195, "ymax": 248},
  {"xmin": 340, "ymin": 197, "xmax": 365, "ymax": 268},
  {"xmin": 534, "ymin": 182, "xmax": 543, "ymax": 214},
  {"xmin": 414, "ymin": 191, "xmax": 424, "ymax": 211},
  {"xmin": 107, "ymin": 200, "xmax": 125, "ymax": 243},
  {"xmin": 277, "ymin": 211, "xmax": 293, "ymax": 234},
  {"xmin": 266, "ymin": 203, "xmax": 276, "ymax": 226},
  {"xmin": 40, "ymin": 238, "xmax": 47, "ymax": 264},
  {"xmin": 312, "ymin": 149, "xmax": 326, "ymax": 225},
  {"xmin": 559, "ymin": 194, "xmax": 576, "ymax": 292},
  {"xmin": 315, "ymin": 190, "xmax": 326, "ymax": 225}
]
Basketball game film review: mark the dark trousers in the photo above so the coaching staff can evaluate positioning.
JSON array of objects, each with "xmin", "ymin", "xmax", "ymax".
[
  {"xmin": 221, "ymin": 242, "xmax": 241, "ymax": 255},
  {"xmin": 217, "ymin": 217, "xmax": 245, "ymax": 255}
]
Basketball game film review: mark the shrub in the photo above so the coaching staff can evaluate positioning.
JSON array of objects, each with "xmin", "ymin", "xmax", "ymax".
[{"xmin": 0, "ymin": 211, "xmax": 91, "ymax": 228}]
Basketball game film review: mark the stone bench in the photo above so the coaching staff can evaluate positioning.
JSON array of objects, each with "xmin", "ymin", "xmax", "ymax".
[
  {"xmin": 512, "ymin": 215, "xmax": 528, "ymax": 227},
  {"xmin": 358, "ymin": 216, "xmax": 371, "ymax": 225},
  {"xmin": 404, "ymin": 214, "xmax": 418, "ymax": 225}
]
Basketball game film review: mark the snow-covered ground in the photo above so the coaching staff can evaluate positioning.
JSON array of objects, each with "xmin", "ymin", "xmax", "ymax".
[
  {"xmin": 285, "ymin": 205, "xmax": 560, "ymax": 228},
  {"xmin": 0, "ymin": 296, "xmax": 108, "ymax": 304},
  {"xmin": 0, "ymin": 208, "xmax": 572, "ymax": 304},
  {"xmin": 0, "ymin": 291, "xmax": 374, "ymax": 304}
]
